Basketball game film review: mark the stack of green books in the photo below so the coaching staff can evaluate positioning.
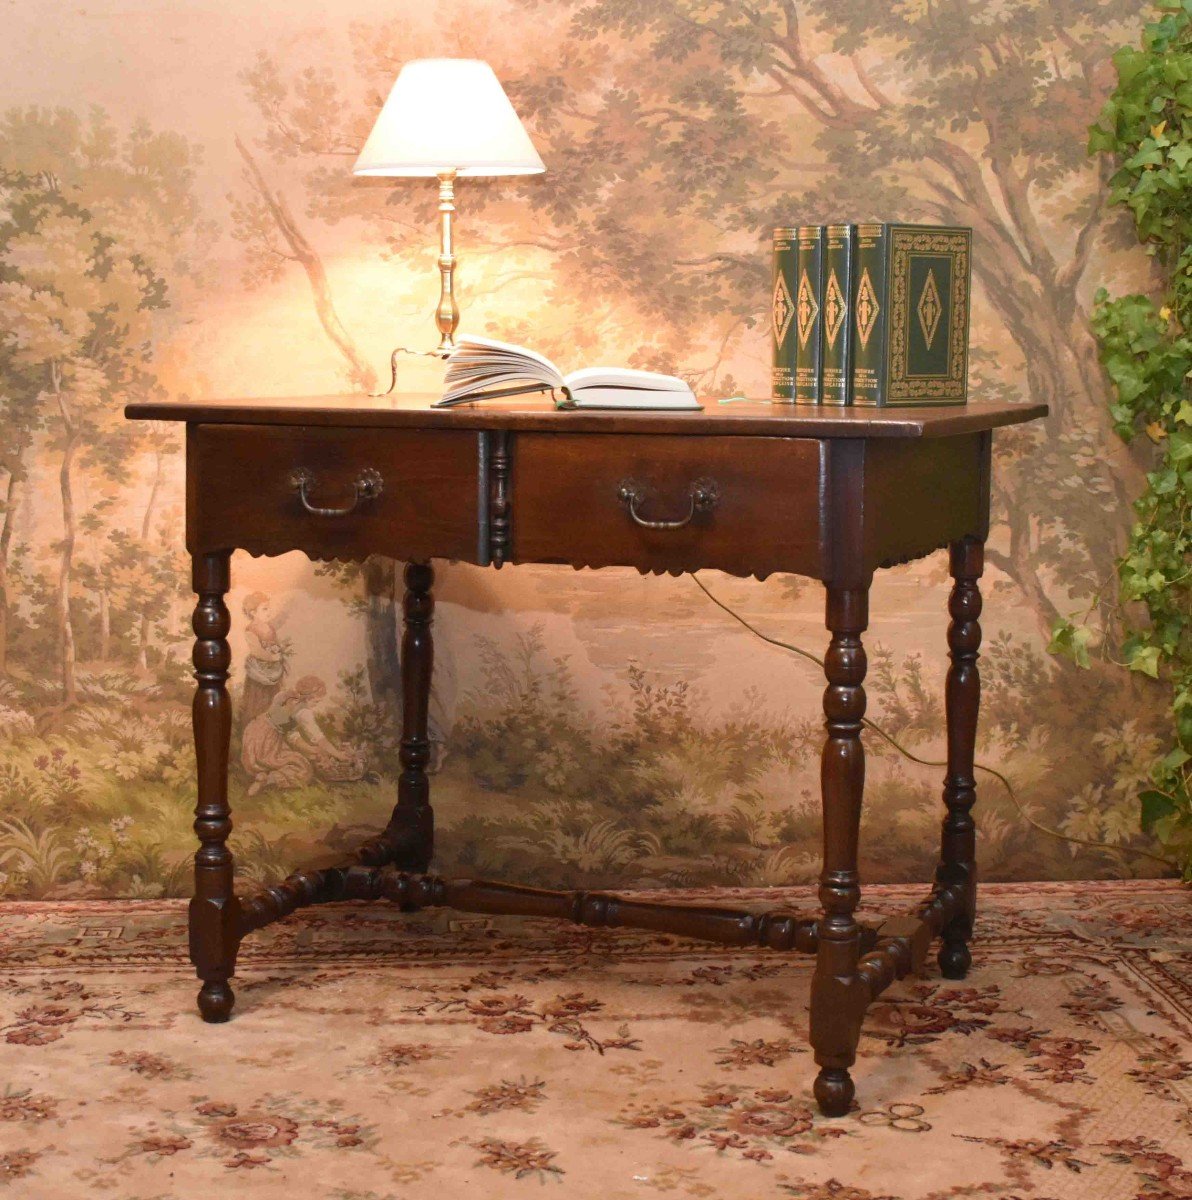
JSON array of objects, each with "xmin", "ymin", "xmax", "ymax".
[{"xmin": 771, "ymin": 223, "xmax": 972, "ymax": 407}]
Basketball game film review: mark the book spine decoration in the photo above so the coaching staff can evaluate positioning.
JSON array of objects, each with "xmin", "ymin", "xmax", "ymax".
[
  {"xmin": 793, "ymin": 225, "xmax": 826, "ymax": 404},
  {"xmin": 821, "ymin": 223, "xmax": 855, "ymax": 406},
  {"xmin": 851, "ymin": 223, "xmax": 891, "ymax": 407},
  {"xmin": 851, "ymin": 224, "xmax": 972, "ymax": 407},
  {"xmin": 771, "ymin": 228, "xmax": 798, "ymax": 402}
]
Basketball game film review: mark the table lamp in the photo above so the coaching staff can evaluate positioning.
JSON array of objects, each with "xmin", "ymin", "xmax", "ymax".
[{"xmin": 354, "ymin": 58, "xmax": 546, "ymax": 356}]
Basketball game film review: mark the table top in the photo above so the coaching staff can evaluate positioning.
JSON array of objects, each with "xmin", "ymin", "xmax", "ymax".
[{"xmin": 126, "ymin": 393, "xmax": 1048, "ymax": 440}]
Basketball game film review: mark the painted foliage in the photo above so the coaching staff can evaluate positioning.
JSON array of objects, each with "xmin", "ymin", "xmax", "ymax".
[{"xmin": 0, "ymin": 0, "xmax": 1174, "ymax": 898}]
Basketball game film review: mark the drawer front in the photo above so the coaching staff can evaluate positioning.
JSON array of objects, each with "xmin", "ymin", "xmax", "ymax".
[
  {"xmin": 510, "ymin": 433, "xmax": 826, "ymax": 578},
  {"xmin": 187, "ymin": 424, "xmax": 483, "ymax": 563}
]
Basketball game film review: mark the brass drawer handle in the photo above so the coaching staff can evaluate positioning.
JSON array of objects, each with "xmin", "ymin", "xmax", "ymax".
[
  {"xmin": 289, "ymin": 467, "xmax": 384, "ymax": 517},
  {"xmin": 617, "ymin": 478, "xmax": 719, "ymax": 531}
]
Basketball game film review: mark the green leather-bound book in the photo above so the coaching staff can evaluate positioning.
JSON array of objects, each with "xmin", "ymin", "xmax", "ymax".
[
  {"xmin": 771, "ymin": 227, "xmax": 798, "ymax": 401},
  {"xmin": 793, "ymin": 225, "xmax": 826, "ymax": 405},
  {"xmin": 851, "ymin": 223, "xmax": 972, "ymax": 406},
  {"xmin": 821, "ymin": 223, "xmax": 855, "ymax": 406}
]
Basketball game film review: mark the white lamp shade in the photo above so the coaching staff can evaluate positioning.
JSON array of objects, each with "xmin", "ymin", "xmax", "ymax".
[{"xmin": 353, "ymin": 59, "xmax": 546, "ymax": 177}]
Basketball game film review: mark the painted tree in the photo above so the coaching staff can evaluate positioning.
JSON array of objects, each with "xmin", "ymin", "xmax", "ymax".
[
  {"xmin": 81, "ymin": 362, "xmax": 186, "ymax": 671},
  {"xmin": 231, "ymin": 93, "xmax": 410, "ymax": 708},
  {"xmin": 236, "ymin": 0, "xmax": 1154, "ymax": 650},
  {"xmin": 128, "ymin": 413, "xmax": 186, "ymax": 673},
  {"xmin": 0, "ymin": 350, "xmax": 41, "ymax": 675},
  {"xmin": 0, "ymin": 106, "xmax": 203, "ymax": 703},
  {"xmin": 219, "ymin": 2, "xmax": 1175, "ymax": 875},
  {"xmin": 0, "ymin": 207, "xmax": 119, "ymax": 703},
  {"xmin": 74, "ymin": 499, "xmax": 119, "ymax": 662},
  {"xmin": 507, "ymin": 0, "xmax": 1158, "ymax": 637}
]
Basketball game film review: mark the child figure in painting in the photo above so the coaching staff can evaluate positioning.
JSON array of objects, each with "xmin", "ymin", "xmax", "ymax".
[
  {"xmin": 242, "ymin": 675, "xmax": 364, "ymax": 796},
  {"xmin": 241, "ymin": 592, "xmax": 287, "ymax": 727}
]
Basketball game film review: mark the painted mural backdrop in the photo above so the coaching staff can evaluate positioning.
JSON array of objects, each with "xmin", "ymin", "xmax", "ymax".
[{"xmin": 0, "ymin": 0, "xmax": 1175, "ymax": 899}]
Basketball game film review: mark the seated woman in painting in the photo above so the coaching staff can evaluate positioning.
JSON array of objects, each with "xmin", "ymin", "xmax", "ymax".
[{"xmin": 242, "ymin": 674, "xmax": 365, "ymax": 796}]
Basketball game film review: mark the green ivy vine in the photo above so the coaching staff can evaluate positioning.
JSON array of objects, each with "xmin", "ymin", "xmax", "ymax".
[{"xmin": 1054, "ymin": 0, "xmax": 1192, "ymax": 874}]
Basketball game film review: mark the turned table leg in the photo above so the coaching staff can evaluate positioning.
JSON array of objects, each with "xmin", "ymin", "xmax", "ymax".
[
  {"xmin": 936, "ymin": 537, "xmax": 983, "ymax": 979},
  {"xmin": 810, "ymin": 584, "xmax": 871, "ymax": 1117},
  {"xmin": 189, "ymin": 550, "xmax": 240, "ymax": 1022},
  {"xmin": 398, "ymin": 561, "xmax": 435, "ymax": 870},
  {"xmin": 358, "ymin": 561, "xmax": 436, "ymax": 871}
]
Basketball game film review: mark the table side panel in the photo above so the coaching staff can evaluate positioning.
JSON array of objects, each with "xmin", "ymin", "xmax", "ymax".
[
  {"xmin": 858, "ymin": 432, "xmax": 990, "ymax": 572},
  {"xmin": 186, "ymin": 423, "xmax": 484, "ymax": 563},
  {"xmin": 510, "ymin": 433, "xmax": 827, "ymax": 579}
]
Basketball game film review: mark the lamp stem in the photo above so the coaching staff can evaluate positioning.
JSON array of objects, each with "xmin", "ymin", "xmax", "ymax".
[{"xmin": 434, "ymin": 170, "xmax": 459, "ymax": 356}]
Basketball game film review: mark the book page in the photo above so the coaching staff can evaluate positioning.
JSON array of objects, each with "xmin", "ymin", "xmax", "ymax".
[
  {"xmin": 564, "ymin": 366, "xmax": 691, "ymax": 392},
  {"xmin": 440, "ymin": 335, "xmax": 566, "ymax": 404},
  {"xmin": 455, "ymin": 335, "xmax": 562, "ymax": 378}
]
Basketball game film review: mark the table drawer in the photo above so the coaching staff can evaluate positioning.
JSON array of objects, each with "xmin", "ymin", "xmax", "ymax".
[
  {"xmin": 510, "ymin": 433, "xmax": 825, "ymax": 577},
  {"xmin": 187, "ymin": 424, "xmax": 483, "ymax": 562}
]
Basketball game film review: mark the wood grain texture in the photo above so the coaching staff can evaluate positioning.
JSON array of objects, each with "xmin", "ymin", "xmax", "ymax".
[
  {"xmin": 188, "ymin": 551, "xmax": 239, "ymax": 1023},
  {"xmin": 860, "ymin": 432, "xmax": 990, "ymax": 571},
  {"xmin": 239, "ymin": 864, "xmax": 827, "ymax": 953},
  {"xmin": 511, "ymin": 433, "xmax": 825, "ymax": 578},
  {"xmin": 810, "ymin": 585, "xmax": 870, "ymax": 1118},
  {"xmin": 186, "ymin": 424, "xmax": 480, "ymax": 562},
  {"xmin": 936, "ymin": 537, "xmax": 984, "ymax": 979},
  {"xmin": 130, "ymin": 393, "xmax": 1047, "ymax": 440},
  {"xmin": 489, "ymin": 430, "xmax": 512, "ymax": 567},
  {"xmin": 396, "ymin": 562, "xmax": 434, "ymax": 872},
  {"xmin": 354, "ymin": 563, "xmax": 437, "ymax": 873},
  {"xmin": 128, "ymin": 394, "xmax": 1050, "ymax": 1118}
]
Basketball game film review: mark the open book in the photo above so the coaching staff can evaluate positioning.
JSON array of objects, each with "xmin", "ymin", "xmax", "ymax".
[{"xmin": 437, "ymin": 336, "xmax": 701, "ymax": 410}]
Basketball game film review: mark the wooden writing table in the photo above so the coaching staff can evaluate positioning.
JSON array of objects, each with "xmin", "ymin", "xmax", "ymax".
[{"xmin": 125, "ymin": 394, "xmax": 1047, "ymax": 1117}]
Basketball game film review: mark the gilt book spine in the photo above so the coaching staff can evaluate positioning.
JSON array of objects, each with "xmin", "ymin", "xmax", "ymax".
[
  {"xmin": 850, "ymin": 223, "xmax": 972, "ymax": 407},
  {"xmin": 771, "ymin": 228, "xmax": 798, "ymax": 401},
  {"xmin": 793, "ymin": 225, "xmax": 826, "ymax": 404},
  {"xmin": 821, "ymin": 223, "xmax": 855, "ymax": 406}
]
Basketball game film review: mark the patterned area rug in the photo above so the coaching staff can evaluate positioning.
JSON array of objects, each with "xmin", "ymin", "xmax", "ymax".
[{"xmin": 1, "ymin": 882, "xmax": 1189, "ymax": 1198}]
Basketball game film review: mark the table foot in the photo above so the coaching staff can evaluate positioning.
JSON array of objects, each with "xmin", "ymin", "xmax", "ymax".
[
  {"xmin": 938, "ymin": 937, "xmax": 972, "ymax": 980},
  {"xmin": 197, "ymin": 980, "xmax": 235, "ymax": 1023},
  {"xmin": 356, "ymin": 815, "xmax": 433, "ymax": 872},
  {"xmin": 814, "ymin": 1067, "xmax": 855, "ymax": 1118}
]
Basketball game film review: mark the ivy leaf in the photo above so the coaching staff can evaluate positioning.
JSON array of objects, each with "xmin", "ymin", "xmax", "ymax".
[
  {"xmin": 1161, "ymin": 746, "xmax": 1191, "ymax": 771},
  {"xmin": 1140, "ymin": 789, "xmax": 1177, "ymax": 832},
  {"xmin": 1169, "ymin": 430, "xmax": 1192, "ymax": 461},
  {"xmin": 1048, "ymin": 619, "xmax": 1093, "ymax": 669},
  {"xmin": 1128, "ymin": 644, "xmax": 1163, "ymax": 677},
  {"xmin": 1168, "ymin": 141, "xmax": 1192, "ymax": 168}
]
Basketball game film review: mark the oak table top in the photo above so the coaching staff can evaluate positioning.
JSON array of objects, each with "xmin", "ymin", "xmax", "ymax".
[{"xmin": 127, "ymin": 393, "xmax": 1046, "ymax": 439}]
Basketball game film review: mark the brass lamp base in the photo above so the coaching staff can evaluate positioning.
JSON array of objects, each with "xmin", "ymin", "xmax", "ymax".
[
  {"xmin": 368, "ymin": 170, "xmax": 458, "ymax": 395},
  {"xmin": 434, "ymin": 170, "xmax": 458, "ymax": 355}
]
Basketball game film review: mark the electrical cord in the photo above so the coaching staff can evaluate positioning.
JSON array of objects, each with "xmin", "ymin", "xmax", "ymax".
[
  {"xmin": 690, "ymin": 572, "xmax": 1176, "ymax": 870},
  {"xmin": 371, "ymin": 346, "xmax": 443, "ymax": 397}
]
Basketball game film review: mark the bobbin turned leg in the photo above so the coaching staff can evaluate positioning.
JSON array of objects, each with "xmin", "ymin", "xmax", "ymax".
[
  {"xmin": 361, "ymin": 561, "xmax": 436, "ymax": 871},
  {"xmin": 189, "ymin": 551, "xmax": 240, "ymax": 1022},
  {"xmin": 810, "ymin": 584, "xmax": 870, "ymax": 1117},
  {"xmin": 397, "ymin": 562, "xmax": 435, "ymax": 870},
  {"xmin": 936, "ymin": 538, "xmax": 983, "ymax": 980}
]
